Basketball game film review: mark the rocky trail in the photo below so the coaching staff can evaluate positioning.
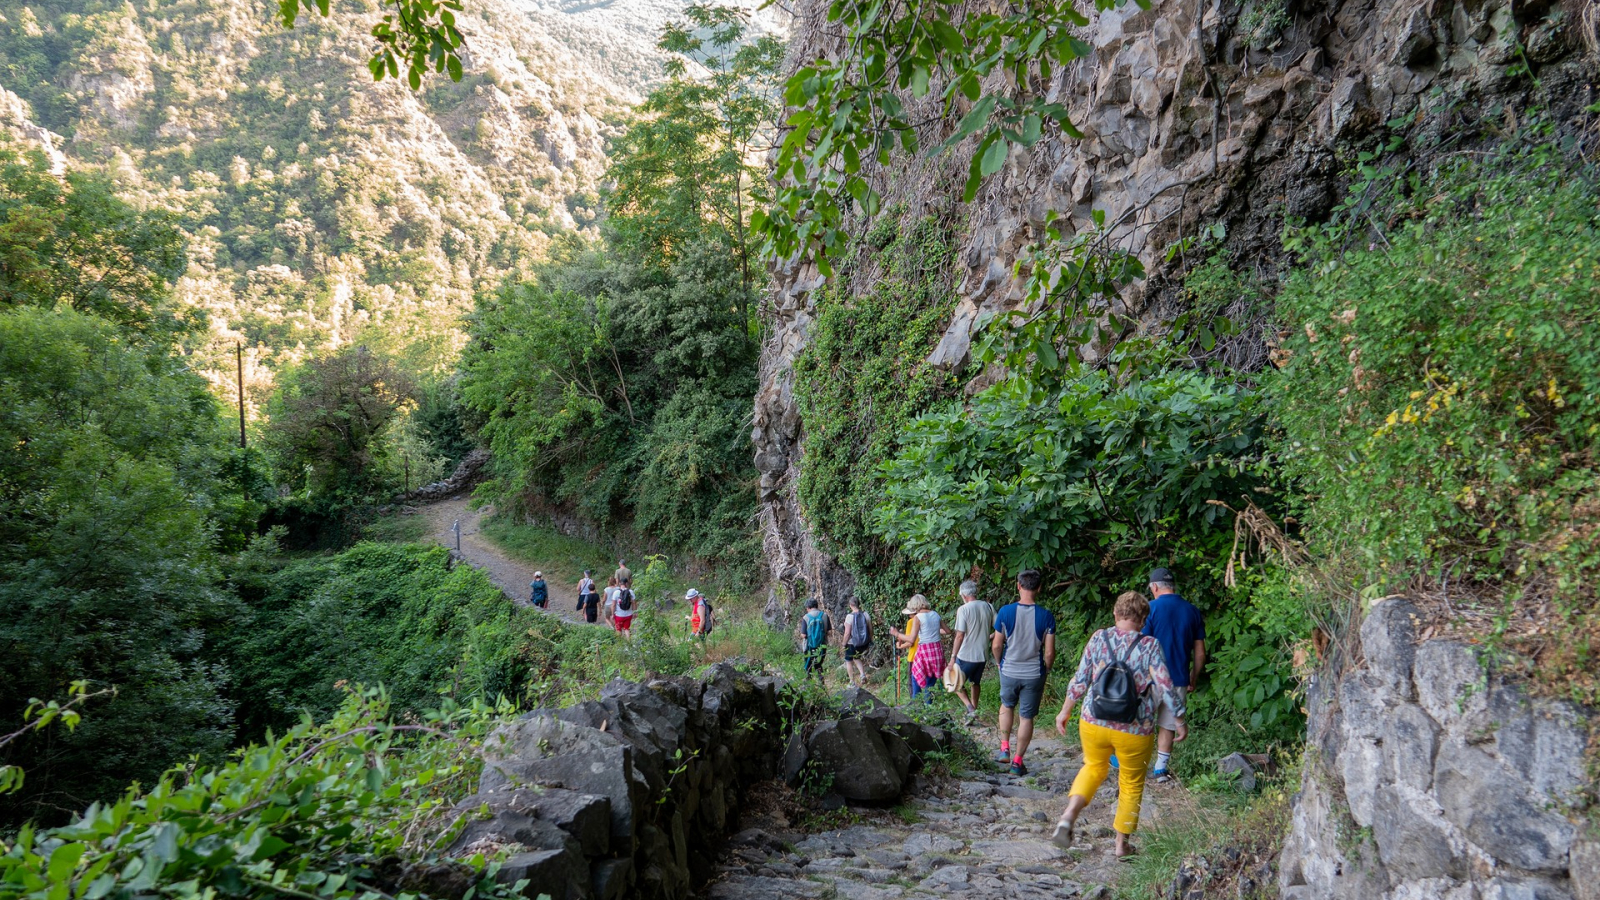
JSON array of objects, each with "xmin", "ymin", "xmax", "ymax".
[
  {"xmin": 710, "ymin": 722, "xmax": 1196, "ymax": 900},
  {"xmin": 410, "ymin": 495, "xmax": 1199, "ymax": 899}
]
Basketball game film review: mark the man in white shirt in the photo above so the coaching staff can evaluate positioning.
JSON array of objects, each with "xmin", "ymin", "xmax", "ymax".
[{"xmin": 950, "ymin": 580, "xmax": 996, "ymax": 724}]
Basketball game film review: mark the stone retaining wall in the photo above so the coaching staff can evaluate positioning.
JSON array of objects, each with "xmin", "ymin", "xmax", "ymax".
[
  {"xmin": 449, "ymin": 666, "xmax": 949, "ymax": 900},
  {"xmin": 1279, "ymin": 597, "xmax": 1597, "ymax": 900}
]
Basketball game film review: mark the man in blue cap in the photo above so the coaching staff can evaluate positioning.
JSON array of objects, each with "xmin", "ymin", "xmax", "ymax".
[{"xmin": 1141, "ymin": 566, "xmax": 1205, "ymax": 782}]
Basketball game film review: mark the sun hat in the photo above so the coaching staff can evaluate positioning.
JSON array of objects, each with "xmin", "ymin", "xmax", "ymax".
[
  {"xmin": 942, "ymin": 661, "xmax": 966, "ymax": 694},
  {"xmin": 901, "ymin": 594, "xmax": 930, "ymax": 616},
  {"xmin": 534, "ymin": 571, "xmax": 542, "ymax": 578},
  {"xmin": 686, "ymin": 588, "xmax": 701, "ymax": 600}
]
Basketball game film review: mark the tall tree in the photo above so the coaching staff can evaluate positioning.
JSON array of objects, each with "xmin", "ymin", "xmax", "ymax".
[
  {"xmin": 266, "ymin": 346, "xmax": 419, "ymax": 498},
  {"xmin": 0, "ymin": 306, "xmax": 237, "ymax": 823},
  {"xmin": 0, "ymin": 143, "xmax": 188, "ymax": 337},
  {"xmin": 606, "ymin": 4, "xmax": 784, "ymax": 307}
]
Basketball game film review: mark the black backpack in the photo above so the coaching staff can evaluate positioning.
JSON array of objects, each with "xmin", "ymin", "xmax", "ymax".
[
  {"xmin": 615, "ymin": 589, "xmax": 633, "ymax": 613},
  {"xmin": 1088, "ymin": 631, "xmax": 1152, "ymax": 724}
]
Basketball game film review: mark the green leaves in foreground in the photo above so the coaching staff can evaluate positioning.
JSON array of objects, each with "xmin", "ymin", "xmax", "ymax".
[
  {"xmin": 0, "ymin": 690, "xmax": 525, "ymax": 900},
  {"xmin": 758, "ymin": 0, "xmax": 1142, "ymax": 274},
  {"xmin": 277, "ymin": 0, "xmax": 465, "ymax": 89}
]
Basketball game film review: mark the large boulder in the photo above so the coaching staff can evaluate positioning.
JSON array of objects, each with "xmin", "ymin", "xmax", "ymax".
[
  {"xmin": 806, "ymin": 717, "xmax": 910, "ymax": 801},
  {"xmin": 479, "ymin": 715, "xmax": 640, "ymax": 846}
]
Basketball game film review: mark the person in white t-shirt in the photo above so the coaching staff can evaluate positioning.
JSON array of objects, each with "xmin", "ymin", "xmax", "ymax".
[
  {"xmin": 610, "ymin": 577, "xmax": 636, "ymax": 636},
  {"xmin": 950, "ymin": 580, "xmax": 997, "ymax": 723},
  {"xmin": 841, "ymin": 597, "xmax": 872, "ymax": 686}
]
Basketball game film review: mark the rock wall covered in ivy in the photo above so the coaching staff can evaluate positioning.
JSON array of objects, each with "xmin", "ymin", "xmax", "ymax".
[{"xmin": 752, "ymin": 0, "xmax": 1595, "ymax": 618}]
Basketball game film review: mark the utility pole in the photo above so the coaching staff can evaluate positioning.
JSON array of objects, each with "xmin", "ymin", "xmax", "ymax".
[{"xmin": 236, "ymin": 342, "xmax": 247, "ymax": 449}]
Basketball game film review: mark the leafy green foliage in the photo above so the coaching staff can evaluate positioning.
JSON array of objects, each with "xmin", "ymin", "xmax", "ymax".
[
  {"xmin": 0, "ymin": 304, "xmax": 249, "ymax": 825},
  {"xmin": 461, "ymin": 11, "xmax": 776, "ymax": 582},
  {"xmin": 1269, "ymin": 139, "xmax": 1600, "ymax": 697},
  {"xmin": 792, "ymin": 213, "xmax": 966, "ymax": 611},
  {"xmin": 0, "ymin": 689, "xmax": 529, "ymax": 900},
  {"xmin": 0, "ymin": 683, "xmax": 115, "ymax": 798},
  {"xmin": 1272, "ymin": 141, "xmax": 1600, "ymax": 583},
  {"xmin": 874, "ymin": 368, "xmax": 1262, "ymax": 592},
  {"xmin": 608, "ymin": 4, "xmax": 783, "ymax": 299},
  {"xmin": 222, "ymin": 539, "xmax": 540, "ymax": 738},
  {"xmin": 0, "ymin": 142, "xmax": 188, "ymax": 337},
  {"xmin": 277, "ymin": 0, "xmax": 465, "ymax": 89},
  {"xmin": 756, "ymin": 0, "xmax": 1140, "ymax": 273},
  {"xmin": 266, "ymin": 347, "xmax": 419, "ymax": 501}
]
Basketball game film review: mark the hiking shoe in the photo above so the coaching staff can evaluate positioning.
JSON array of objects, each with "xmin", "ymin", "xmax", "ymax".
[
  {"xmin": 1050, "ymin": 817, "xmax": 1076, "ymax": 849},
  {"xmin": 962, "ymin": 708, "xmax": 979, "ymax": 725},
  {"xmin": 1152, "ymin": 769, "xmax": 1176, "ymax": 784},
  {"xmin": 994, "ymin": 748, "xmax": 1012, "ymax": 763},
  {"xmin": 1108, "ymin": 753, "xmax": 1120, "ymax": 771},
  {"xmin": 1009, "ymin": 760, "xmax": 1028, "ymax": 777}
]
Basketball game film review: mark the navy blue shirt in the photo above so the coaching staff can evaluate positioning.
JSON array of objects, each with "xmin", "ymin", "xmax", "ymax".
[{"xmin": 1142, "ymin": 593, "xmax": 1205, "ymax": 688}]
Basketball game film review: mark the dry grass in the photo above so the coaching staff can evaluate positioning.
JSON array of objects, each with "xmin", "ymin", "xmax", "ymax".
[{"xmin": 1405, "ymin": 498, "xmax": 1600, "ymax": 706}]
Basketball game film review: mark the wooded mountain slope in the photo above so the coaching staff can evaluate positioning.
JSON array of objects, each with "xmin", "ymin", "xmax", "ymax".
[{"xmin": 0, "ymin": 0, "xmax": 650, "ymax": 398}]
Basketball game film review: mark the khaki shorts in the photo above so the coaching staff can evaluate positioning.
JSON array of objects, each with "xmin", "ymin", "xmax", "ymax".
[{"xmin": 1158, "ymin": 686, "xmax": 1188, "ymax": 731}]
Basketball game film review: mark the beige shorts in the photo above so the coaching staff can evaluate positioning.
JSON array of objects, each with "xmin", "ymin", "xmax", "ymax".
[{"xmin": 1158, "ymin": 686, "xmax": 1188, "ymax": 731}]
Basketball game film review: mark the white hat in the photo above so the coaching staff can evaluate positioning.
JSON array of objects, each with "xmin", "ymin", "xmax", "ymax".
[
  {"xmin": 534, "ymin": 571, "xmax": 542, "ymax": 578},
  {"xmin": 686, "ymin": 588, "xmax": 701, "ymax": 600},
  {"xmin": 942, "ymin": 662, "xmax": 966, "ymax": 694}
]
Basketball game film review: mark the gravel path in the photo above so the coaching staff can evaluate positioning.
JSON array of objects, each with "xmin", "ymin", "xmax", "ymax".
[{"xmin": 419, "ymin": 498, "xmax": 586, "ymax": 623}]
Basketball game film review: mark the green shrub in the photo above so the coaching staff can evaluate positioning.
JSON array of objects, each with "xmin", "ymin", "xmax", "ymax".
[
  {"xmin": 1268, "ymin": 139, "xmax": 1600, "ymax": 692},
  {"xmin": 0, "ymin": 690, "xmax": 528, "ymax": 900},
  {"xmin": 875, "ymin": 360, "xmax": 1302, "ymax": 739},
  {"xmin": 223, "ymin": 540, "xmax": 545, "ymax": 737}
]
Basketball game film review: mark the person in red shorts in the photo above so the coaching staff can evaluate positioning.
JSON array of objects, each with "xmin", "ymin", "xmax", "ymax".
[{"xmin": 611, "ymin": 577, "xmax": 636, "ymax": 636}]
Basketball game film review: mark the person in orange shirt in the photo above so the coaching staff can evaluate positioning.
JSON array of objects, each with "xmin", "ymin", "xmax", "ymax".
[{"xmin": 685, "ymin": 588, "xmax": 714, "ymax": 637}]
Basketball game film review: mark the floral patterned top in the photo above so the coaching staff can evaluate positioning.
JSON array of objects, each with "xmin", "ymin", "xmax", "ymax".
[{"xmin": 1065, "ymin": 626, "xmax": 1184, "ymax": 736}]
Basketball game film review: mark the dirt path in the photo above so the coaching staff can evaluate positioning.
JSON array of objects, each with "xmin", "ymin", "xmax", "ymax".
[
  {"xmin": 419, "ymin": 498, "xmax": 585, "ymax": 623},
  {"xmin": 414, "ymin": 498, "xmax": 1192, "ymax": 896}
]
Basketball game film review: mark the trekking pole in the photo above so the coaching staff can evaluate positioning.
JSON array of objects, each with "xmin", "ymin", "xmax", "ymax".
[{"xmin": 895, "ymin": 653, "xmax": 901, "ymax": 704}]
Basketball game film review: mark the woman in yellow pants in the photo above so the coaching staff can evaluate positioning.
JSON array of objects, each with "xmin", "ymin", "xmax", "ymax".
[{"xmin": 1052, "ymin": 591, "xmax": 1187, "ymax": 858}]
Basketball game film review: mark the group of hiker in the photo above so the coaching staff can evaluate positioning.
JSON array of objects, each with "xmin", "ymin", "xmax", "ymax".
[
  {"xmin": 798, "ymin": 566, "xmax": 1206, "ymax": 858},
  {"xmin": 527, "ymin": 559, "xmax": 716, "ymax": 639}
]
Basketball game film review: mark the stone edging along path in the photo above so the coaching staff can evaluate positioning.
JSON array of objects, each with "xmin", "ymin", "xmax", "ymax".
[{"xmin": 440, "ymin": 663, "xmax": 1191, "ymax": 900}]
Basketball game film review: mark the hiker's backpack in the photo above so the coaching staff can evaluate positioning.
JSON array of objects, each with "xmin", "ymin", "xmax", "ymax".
[
  {"xmin": 615, "ymin": 589, "xmax": 634, "ymax": 613},
  {"xmin": 698, "ymin": 598, "xmax": 715, "ymax": 634},
  {"xmin": 804, "ymin": 611, "xmax": 828, "ymax": 650},
  {"xmin": 1087, "ymin": 631, "xmax": 1152, "ymax": 724},
  {"xmin": 848, "ymin": 610, "xmax": 871, "ymax": 648}
]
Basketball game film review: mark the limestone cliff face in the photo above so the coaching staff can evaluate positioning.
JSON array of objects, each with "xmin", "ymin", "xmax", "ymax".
[{"xmin": 752, "ymin": 0, "xmax": 1593, "ymax": 610}]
